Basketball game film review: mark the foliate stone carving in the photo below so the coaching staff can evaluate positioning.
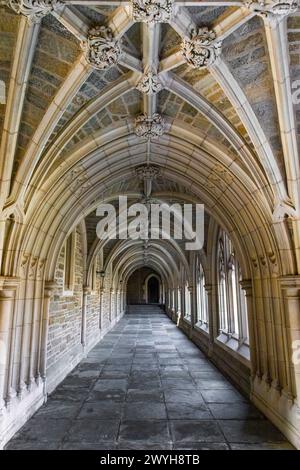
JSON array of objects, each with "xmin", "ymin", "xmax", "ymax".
[
  {"xmin": 37, "ymin": 259, "xmax": 46, "ymax": 280},
  {"xmin": 135, "ymin": 164, "xmax": 161, "ymax": 179},
  {"xmin": 136, "ymin": 69, "xmax": 163, "ymax": 95},
  {"xmin": 29, "ymin": 256, "xmax": 38, "ymax": 279},
  {"xmin": 245, "ymin": 1, "xmax": 298, "ymax": 18},
  {"xmin": 8, "ymin": 0, "xmax": 62, "ymax": 23},
  {"xmin": 135, "ymin": 113, "xmax": 165, "ymax": 138},
  {"xmin": 132, "ymin": 0, "xmax": 174, "ymax": 23},
  {"xmin": 181, "ymin": 27, "xmax": 222, "ymax": 69},
  {"xmin": 20, "ymin": 253, "xmax": 30, "ymax": 278},
  {"xmin": 136, "ymin": 164, "xmax": 161, "ymax": 197},
  {"xmin": 82, "ymin": 26, "xmax": 121, "ymax": 70}
]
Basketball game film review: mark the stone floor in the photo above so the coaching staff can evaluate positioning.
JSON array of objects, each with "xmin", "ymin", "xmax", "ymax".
[{"xmin": 6, "ymin": 309, "xmax": 294, "ymax": 450}]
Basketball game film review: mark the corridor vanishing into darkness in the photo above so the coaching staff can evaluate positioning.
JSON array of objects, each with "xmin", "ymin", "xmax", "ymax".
[{"xmin": 5, "ymin": 308, "xmax": 293, "ymax": 450}]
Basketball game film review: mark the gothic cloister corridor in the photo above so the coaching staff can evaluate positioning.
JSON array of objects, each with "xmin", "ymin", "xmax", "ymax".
[
  {"xmin": 1, "ymin": 0, "xmax": 300, "ymax": 454},
  {"xmin": 4, "ymin": 307, "xmax": 294, "ymax": 450}
]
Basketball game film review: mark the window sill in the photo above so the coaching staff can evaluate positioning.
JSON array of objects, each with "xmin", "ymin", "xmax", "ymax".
[
  {"xmin": 183, "ymin": 316, "xmax": 191, "ymax": 324},
  {"xmin": 216, "ymin": 333, "xmax": 250, "ymax": 364},
  {"xmin": 194, "ymin": 322, "xmax": 209, "ymax": 336}
]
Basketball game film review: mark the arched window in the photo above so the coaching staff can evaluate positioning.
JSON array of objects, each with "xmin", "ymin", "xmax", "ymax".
[
  {"xmin": 196, "ymin": 259, "xmax": 208, "ymax": 328},
  {"xmin": 217, "ymin": 230, "xmax": 249, "ymax": 344}
]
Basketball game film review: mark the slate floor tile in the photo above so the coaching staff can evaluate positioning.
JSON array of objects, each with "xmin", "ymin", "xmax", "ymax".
[
  {"xmin": 66, "ymin": 419, "xmax": 119, "ymax": 442},
  {"xmin": 119, "ymin": 420, "xmax": 171, "ymax": 443},
  {"xmin": 5, "ymin": 311, "xmax": 293, "ymax": 450},
  {"xmin": 123, "ymin": 402, "xmax": 167, "ymax": 420},
  {"xmin": 78, "ymin": 400, "xmax": 124, "ymax": 420},
  {"xmin": 218, "ymin": 420, "xmax": 286, "ymax": 443},
  {"xmin": 170, "ymin": 420, "xmax": 225, "ymax": 443},
  {"xmin": 166, "ymin": 402, "xmax": 212, "ymax": 420}
]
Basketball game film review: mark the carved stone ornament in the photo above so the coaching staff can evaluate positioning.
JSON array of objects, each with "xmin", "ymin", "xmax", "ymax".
[
  {"xmin": 83, "ymin": 26, "xmax": 121, "ymax": 70},
  {"xmin": 135, "ymin": 164, "xmax": 161, "ymax": 179},
  {"xmin": 245, "ymin": 0, "xmax": 298, "ymax": 17},
  {"xmin": 136, "ymin": 164, "xmax": 161, "ymax": 197},
  {"xmin": 8, "ymin": 0, "xmax": 62, "ymax": 23},
  {"xmin": 136, "ymin": 69, "xmax": 163, "ymax": 95},
  {"xmin": 135, "ymin": 113, "xmax": 166, "ymax": 138},
  {"xmin": 181, "ymin": 27, "xmax": 222, "ymax": 69},
  {"xmin": 132, "ymin": 0, "xmax": 174, "ymax": 23}
]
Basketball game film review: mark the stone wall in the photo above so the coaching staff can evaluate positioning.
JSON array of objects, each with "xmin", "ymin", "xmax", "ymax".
[
  {"xmin": 86, "ymin": 254, "xmax": 101, "ymax": 346},
  {"xmin": 45, "ymin": 232, "xmax": 125, "ymax": 393},
  {"xmin": 47, "ymin": 228, "xmax": 84, "ymax": 387}
]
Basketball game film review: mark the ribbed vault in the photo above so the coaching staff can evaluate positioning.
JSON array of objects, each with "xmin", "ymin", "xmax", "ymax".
[{"xmin": 1, "ymin": 0, "xmax": 300, "ymax": 450}]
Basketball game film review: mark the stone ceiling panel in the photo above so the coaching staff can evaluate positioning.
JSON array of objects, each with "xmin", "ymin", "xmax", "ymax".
[
  {"xmin": 288, "ymin": 12, "xmax": 300, "ymax": 152},
  {"xmin": 222, "ymin": 15, "xmax": 286, "ymax": 179},
  {"xmin": 0, "ymin": 6, "xmax": 20, "ymax": 137},
  {"xmin": 13, "ymin": 14, "xmax": 81, "ymax": 177}
]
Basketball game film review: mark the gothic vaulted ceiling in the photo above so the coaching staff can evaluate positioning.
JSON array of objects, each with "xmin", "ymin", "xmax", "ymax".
[{"xmin": 0, "ymin": 0, "xmax": 299, "ymax": 278}]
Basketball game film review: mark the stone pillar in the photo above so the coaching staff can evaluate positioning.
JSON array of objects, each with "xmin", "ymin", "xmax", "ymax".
[
  {"xmin": 204, "ymin": 284, "xmax": 214, "ymax": 355},
  {"xmin": 99, "ymin": 287, "xmax": 104, "ymax": 330},
  {"xmin": 109, "ymin": 288, "xmax": 114, "ymax": 322},
  {"xmin": 39, "ymin": 281, "xmax": 56, "ymax": 397},
  {"xmin": 279, "ymin": 276, "xmax": 300, "ymax": 403},
  {"xmin": 0, "ymin": 277, "xmax": 19, "ymax": 413},
  {"xmin": 240, "ymin": 279, "xmax": 258, "ymax": 381},
  {"xmin": 98, "ymin": 273, "xmax": 105, "ymax": 331},
  {"xmin": 81, "ymin": 287, "xmax": 90, "ymax": 349},
  {"xmin": 189, "ymin": 285, "xmax": 196, "ymax": 326},
  {"xmin": 173, "ymin": 288, "xmax": 177, "ymax": 316}
]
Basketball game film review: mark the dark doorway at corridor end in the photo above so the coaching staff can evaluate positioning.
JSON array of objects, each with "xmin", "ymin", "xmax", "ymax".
[{"xmin": 126, "ymin": 267, "xmax": 161, "ymax": 305}]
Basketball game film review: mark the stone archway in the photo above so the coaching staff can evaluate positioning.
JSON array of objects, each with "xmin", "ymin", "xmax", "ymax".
[{"xmin": 145, "ymin": 274, "xmax": 161, "ymax": 304}]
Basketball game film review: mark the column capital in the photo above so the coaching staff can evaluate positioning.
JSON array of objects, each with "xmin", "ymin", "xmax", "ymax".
[
  {"xmin": 0, "ymin": 276, "xmax": 20, "ymax": 290},
  {"xmin": 0, "ymin": 276, "xmax": 20, "ymax": 295},
  {"xmin": 240, "ymin": 279, "xmax": 253, "ymax": 295},
  {"xmin": 44, "ymin": 280, "xmax": 57, "ymax": 297},
  {"xmin": 278, "ymin": 275, "xmax": 300, "ymax": 295},
  {"xmin": 204, "ymin": 283, "xmax": 213, "ymax": 293}
]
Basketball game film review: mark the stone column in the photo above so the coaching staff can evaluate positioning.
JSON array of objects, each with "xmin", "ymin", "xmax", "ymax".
[
  {"xmin": 240, "ymin": 279, "xmax": 258, "ymax": 381},
  {"xmin": 109, "ymin": 288, "xmax": 114, "ymax": 322},
  {"xmin": 204, "ymin": 284, "xmax": 214, "ymax": 355},
  {"xmin": 40, "ymin": 281, "xmax": 56, "ymax": 397},
  {"xmin": 99, "ymin": 275, "xmax": 105, "ymax": 330},
  {"xmin": 81, "ymin": 286, "xmax": 90, "ymax": 349},
  {"xmin": 189, "ymin": 285, "xmax": 196, "ymax": 327},
  {"xmin": 0, "ymin": 277, "xmax": 19, "ymax": 413},
  {"xmin": 279, "ymin": 276, "xmax": 300, "ymax": 403}
]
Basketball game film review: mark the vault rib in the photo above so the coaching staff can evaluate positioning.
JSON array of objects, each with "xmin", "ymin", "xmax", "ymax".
[{"xmin": 0, "ymin": 17, "xmax": 39, "ymax": 211}]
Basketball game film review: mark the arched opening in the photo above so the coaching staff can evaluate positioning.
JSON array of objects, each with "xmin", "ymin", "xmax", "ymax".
[
  {"xmin": 147, "ymin": 275, "xmax": 160, "ymax": 304},
  {"xmin": 126, "ymin": 268, "xmax": 161, "ymax": 305},
  {"xmin": 1, "ymin": 2, "xmax": 299, "ymax": 451}
]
